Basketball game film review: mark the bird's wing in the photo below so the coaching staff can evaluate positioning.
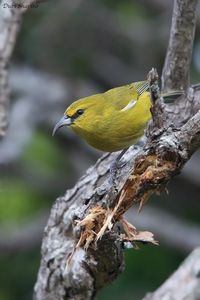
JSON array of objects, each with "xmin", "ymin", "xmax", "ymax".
[
  {"xmin": 103, "ymin": 81, "xmax": 149, "ymax": 111},
  {"xmin": 121, "ymin": 99, "xmax": 137, "ymax": 111},
  {"xmin": 162, "ymin": 90, "xmax": 183, "ymax": 103},
  {"xmin": 119, "ymin": 81, "xmax": 150, "ymax": 112}
]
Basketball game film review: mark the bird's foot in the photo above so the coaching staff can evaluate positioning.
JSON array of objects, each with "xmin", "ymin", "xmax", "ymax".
[
  {"xmin": 109, "ymin": 158, "xmax": 126, "ymax": 185},
  {"xmin": 95, "ymin": 156, "xmax": 127, "ymax": 206},
  {"xmin": 95, "ymin": 180, "xmax": 118, "ymax": 208}
]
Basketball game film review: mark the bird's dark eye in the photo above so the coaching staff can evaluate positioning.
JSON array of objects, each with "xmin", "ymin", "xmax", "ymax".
[{"xmin": 77, "ymin": 109, "xmax": 84, "ymax": 115}]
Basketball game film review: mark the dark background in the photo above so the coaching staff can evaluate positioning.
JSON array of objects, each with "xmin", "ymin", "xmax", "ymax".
[{"xmin": 0, "ymin": 0, "xmax": 200, "ymax": 299}]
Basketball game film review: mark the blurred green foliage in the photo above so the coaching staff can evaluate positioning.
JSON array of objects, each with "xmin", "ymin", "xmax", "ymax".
[
  {"xmin": 0, "ymin": 179, "xmax": 43, "ymax": 222},
  {"xmin": 98, "ymin": 246, "xmax": 184, "ymax": 300},
  {"xmin": 22, "ymin": 131, "xmax": 64, "ymax": 175},
  {"xmin": 0, "ymin": 250, "xmax": 39, "ymax": 300},
  {"xmin": 0, "ymin": 245, "xmax": 184, "ymax": 300}
]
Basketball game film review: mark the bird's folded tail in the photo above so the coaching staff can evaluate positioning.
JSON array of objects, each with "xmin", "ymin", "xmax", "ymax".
[
  {"xmin": 133, "ymin": 80, "xmax": 183, "ymax": 103},
  {"xmin": 134, "ymin": 81, "xmax": 149, "ymax": 96},
  {"xmin": 162, "ymin": 91, "xmax": 184, "ymax": 103}
]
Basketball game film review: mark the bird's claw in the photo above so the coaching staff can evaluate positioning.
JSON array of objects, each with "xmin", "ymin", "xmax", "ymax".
[
  {"xmin": 109, "ymin": 158, "xmax": 126, "ymax": 182},
  {"xmin": 94, "ymin": 158, "xmax": 126, "ymax": 206}
]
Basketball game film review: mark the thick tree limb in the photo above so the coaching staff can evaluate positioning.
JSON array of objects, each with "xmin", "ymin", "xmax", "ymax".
[
  {"xmin": 165, "ymin": 85, "xmax": 200, "ymax": 127},
  {"xmin": 33, "ymin": 0, "xmax": 200, "ymax": 299},
  {"xmin": 143, "ymin": 247, "xmax": 200, "ymax": 300},
  {"xmin": 162, "ymin": 0, "xmax": 200, "ymax": 126},
  {"xmin": 162, "ymin": 0, "xmax": 198, "ymax": 91},
  {"xmin": 33, "ymin": 151, "xmax": 127, "ymax": 300}
]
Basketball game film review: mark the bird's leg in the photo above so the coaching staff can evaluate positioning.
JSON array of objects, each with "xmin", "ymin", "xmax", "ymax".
[
  {"xmin": 95, "ymin": 148, "xmax": 128, "ymax": 199},
  {"xmin": 109, "ymin": 148, "xmax": 129, "ymax": 185}
]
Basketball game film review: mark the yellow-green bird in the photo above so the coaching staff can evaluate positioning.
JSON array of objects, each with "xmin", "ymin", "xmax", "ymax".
[{"xmin": 53, "ymin": 81, "xmax": 179, "ymax": 152}]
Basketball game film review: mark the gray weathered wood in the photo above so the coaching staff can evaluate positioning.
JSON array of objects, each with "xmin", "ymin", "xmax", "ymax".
[{"xmin": 162, "ymin": 0, "xmax": 198, "ymax": 91}]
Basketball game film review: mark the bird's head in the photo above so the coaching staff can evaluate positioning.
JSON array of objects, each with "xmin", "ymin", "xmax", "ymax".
[{"xmin": 52, "ymin": 95, "xmax": 101, "ymax": 136}]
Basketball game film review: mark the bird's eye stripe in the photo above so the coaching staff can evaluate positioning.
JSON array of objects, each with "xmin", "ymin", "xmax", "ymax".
[{"xmin": 70, "ymin": 109, "xmax": 84, "ymax": 119}]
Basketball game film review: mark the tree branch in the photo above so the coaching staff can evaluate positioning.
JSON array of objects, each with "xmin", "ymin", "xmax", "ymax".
[{"xmin": 162, "ymin": 0, "xmax": 198, "ymax": 91}]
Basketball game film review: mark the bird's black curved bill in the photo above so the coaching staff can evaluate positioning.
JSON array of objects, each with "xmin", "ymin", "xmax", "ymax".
[{"xmin": 52, "ymin": 116, "xmax": 72, "ymax": 136}]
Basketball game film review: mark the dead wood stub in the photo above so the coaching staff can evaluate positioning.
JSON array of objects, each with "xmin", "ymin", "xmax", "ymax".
[{"xmin": 74, "ymin": 152, "xmax": 178, "ymax": 251}]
